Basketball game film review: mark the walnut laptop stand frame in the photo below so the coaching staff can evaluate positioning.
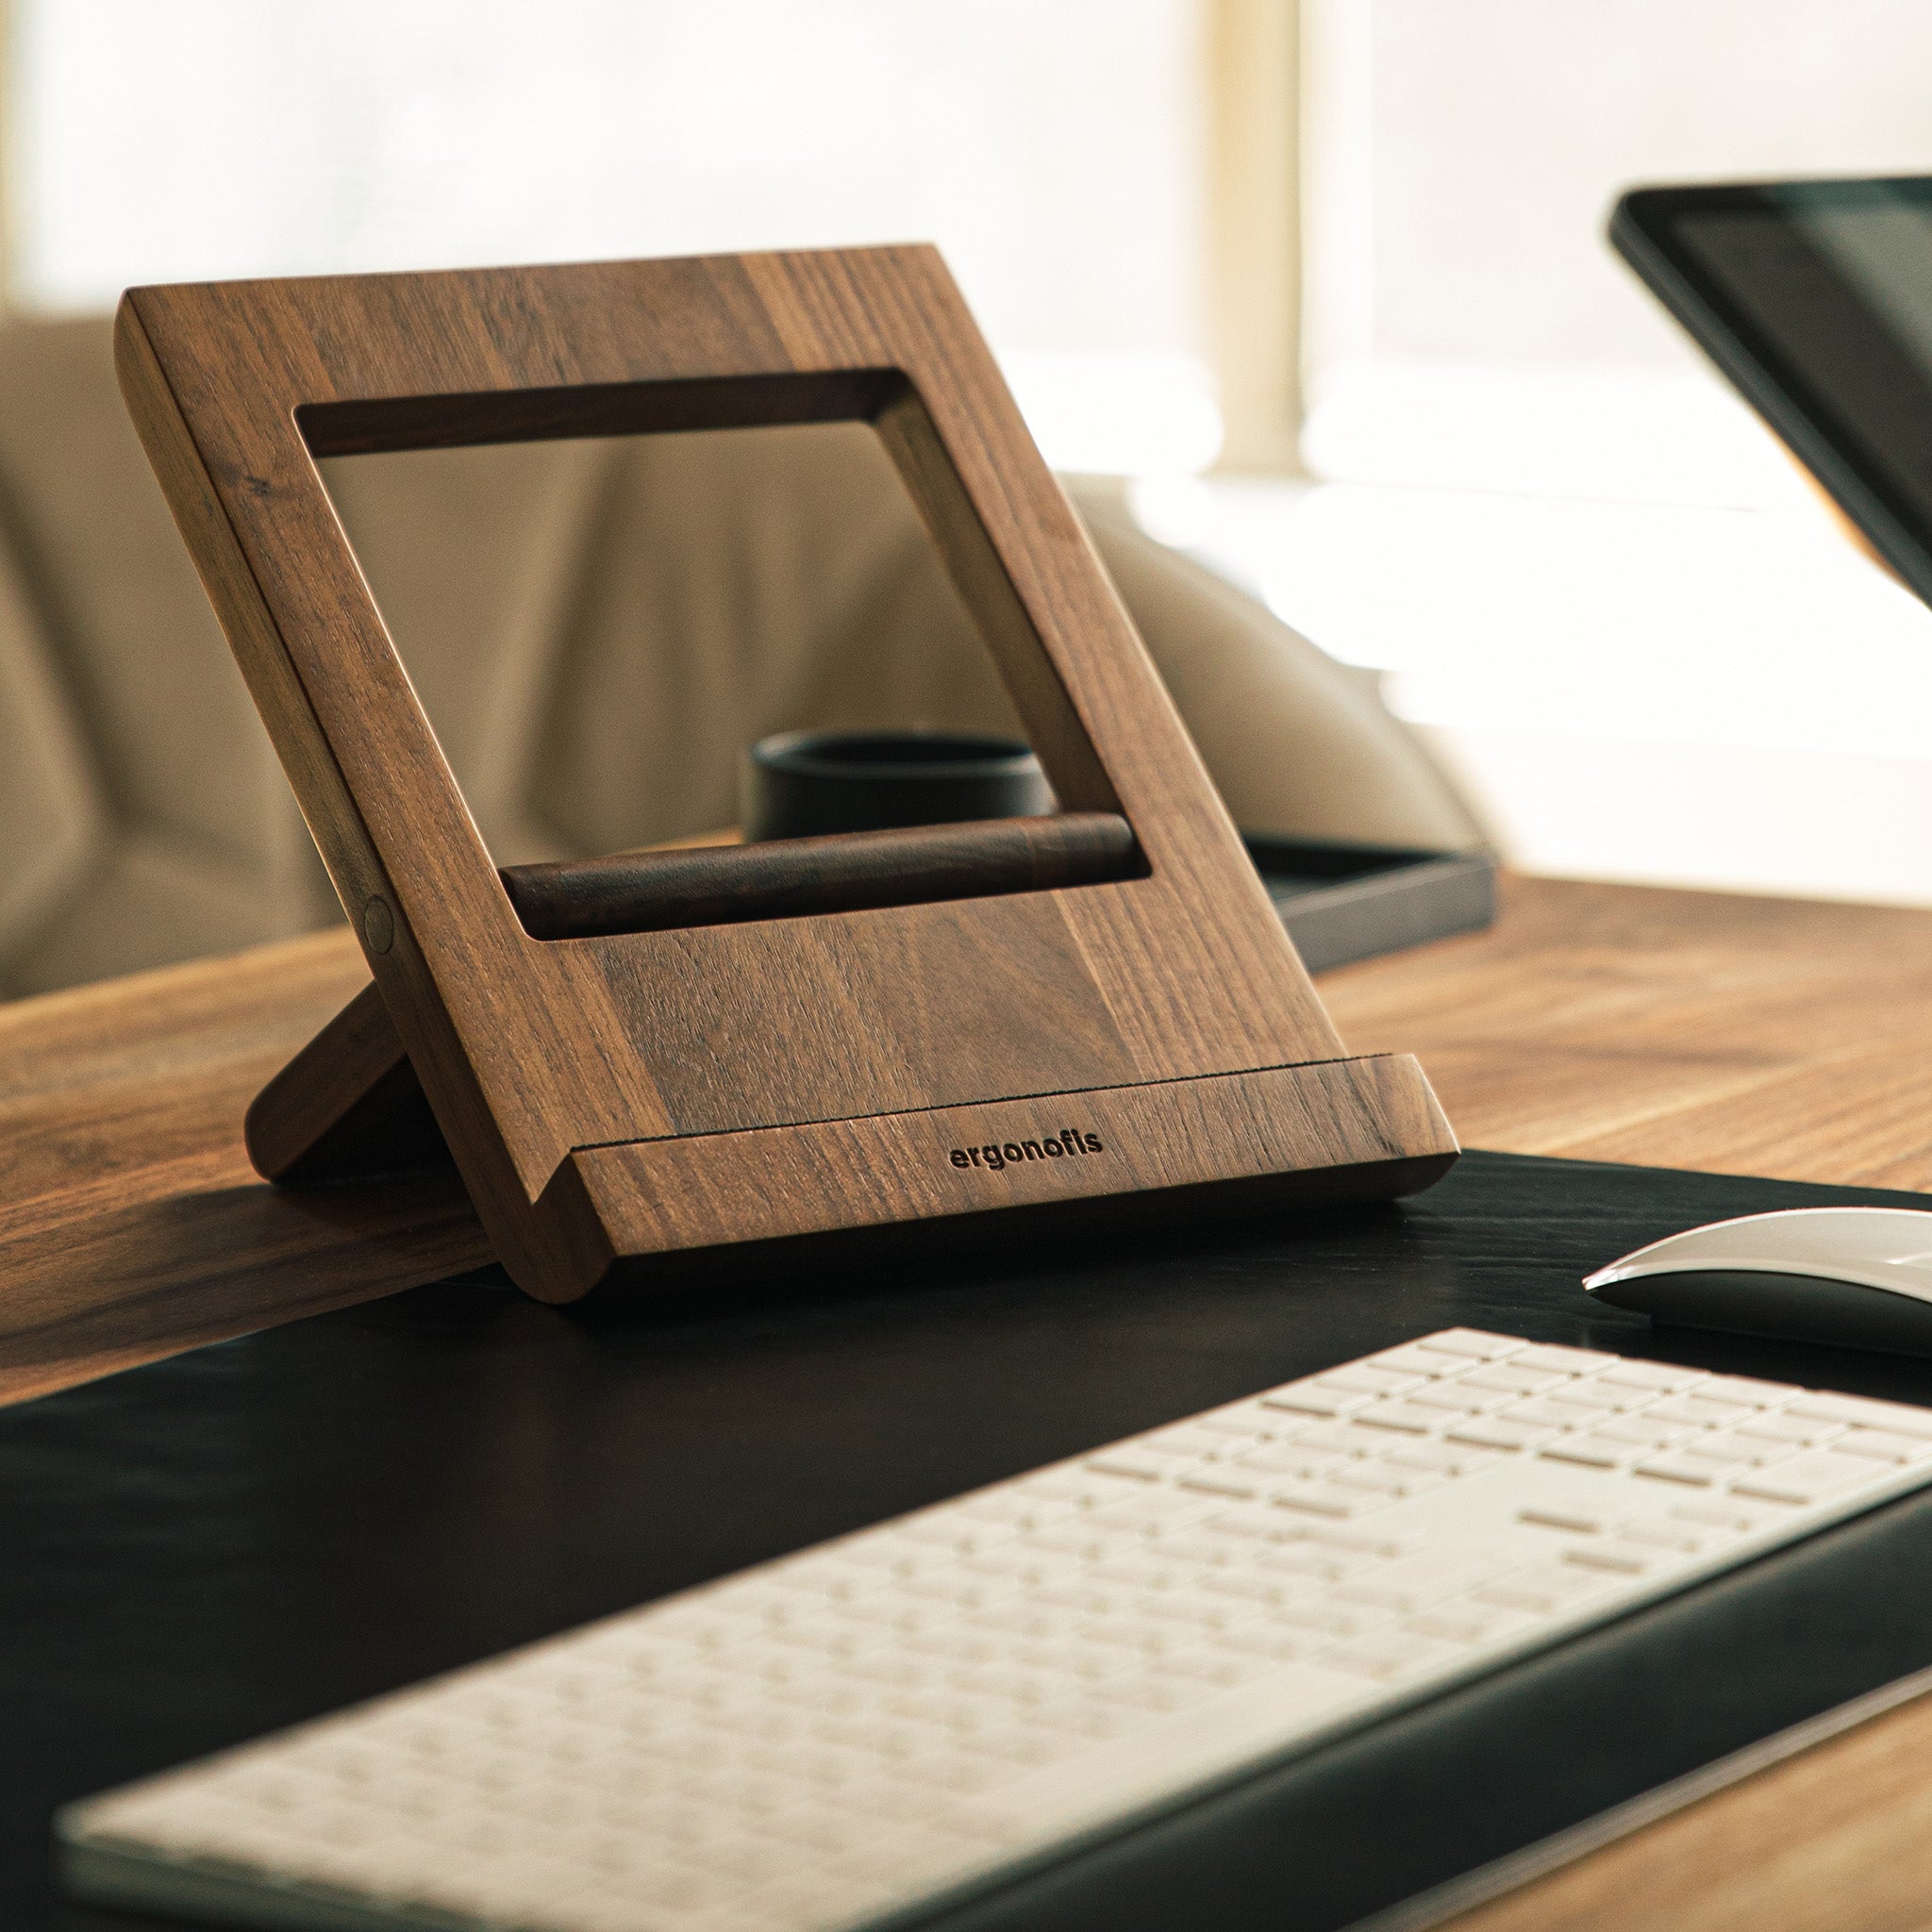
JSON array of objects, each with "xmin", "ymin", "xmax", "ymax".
[{"xmin": 114, "ymin": 247, "xmax": 1457, "ymax": 1303}]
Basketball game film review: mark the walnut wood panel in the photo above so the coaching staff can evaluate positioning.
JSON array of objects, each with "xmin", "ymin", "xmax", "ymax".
[
  {"xmin": 244, "ymin": 976, "xmax": 445, "ymax": 1186},
  {"xmin": 552, "ymin": 1056, "xmax": 1454, "ymax": 1291},
  {"xmin": 113, "ymin": 248, "xmax": 1422, "ymax": 1299}
]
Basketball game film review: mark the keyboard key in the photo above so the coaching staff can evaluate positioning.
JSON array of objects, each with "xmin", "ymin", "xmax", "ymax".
[
  {"xmin": 1594, "ymin": 1362, "xmax": 1707, "ymax": 1393},
  {"xmin": 1293, "ymin": 1524, "xmax": 1407, "ymax": 1557},
  {"xmin": 1203, "ymin": 1505, "xmax": 1300, "ymax": 1542},
  {"xmin": 1589, "ymin": 1415, "xmax": 1698, "ymax": 1449},
  {"xmin": 1564, "ymin": 1541, "xmax": 1661, "ymax": 1574},
  {"xmin": 1191, "ymin": 1407, "xmax": 1277, "ymax": 1441},
  {"xmin": 1333, "ymin": 1552, "xmax": 1504, "ymax": 1611},
  {"xmin": 1537, "ymin": 1381, "xmax": 1630, "ymax": 1413},
  {"xmin": 1270, "ymin": 1600, "xmax": 1389, "ymax": 1639},
  {"xmin": 1154, "ymin": 1528, "xmax": 1254, "ymax": 1566},
  {"xmin": 1090, "ymin": 1674, "xmax": 1190, "ymax": 1714},
  {"xmin": 1833, "ymin": 1428, "xmax": 1932, "ymax": 1465},
  {"xmin": 1673, "ymin": 1433, "xmax": 1790, "ymax": 1467},
  {"xmin": 1538, "ymin": 1436, "xmax": 1634, "ymax": 1470},
  {"xmin": 1260, "ymin": 1385, "xmax": 1372, "ymax": 1419},
  {"xmin": 1197, "ymin": 1571, "xmax": 1295, "ymax": 1606},
  {"xmin": 1138, "ymin": 1425, "xmax": 1233, "ymax": 1460},
  {"xmin": 1399, "ymin": 1385, "xmax": 1512, "ymax": 1415},
  {"xmin": 1147, "ymin": 1647, "xmax": 1278, "ymax": 1689},
  {"xmin": 1777, "ymin": 1398, "xmax": 1932, "ymax": 1444},
  {"xmin": 1458, "ymin": 1363, "xmax": 1571, "ymax": 1396},
  {"xmin": 1351, "ymin": 1401, "xmax": 1446, "ymax": 1435},
  {"xmin": 1421, "ymin": 1329, "xmax": 1526, "ymax": 1360},
  {"xmin": 1500, "ymin": 1399, "xmax": 1593, "ymax": 1430},
  {"xmin": 949, "ymin": 1663, "xmax": 1055, "ymax": 1705},
  {"xmin": 1088, "ymin": 1490, "xmax": 1209, "ymax": 1530},
  {"xmin": 1084, "ymin": 1452, "xmax": 1168, "ymax": 1483},
  {"xmin": 1023, "ymin": 1525, "xmax": 1132, "ymax": 1562},
  {"xmin": 907, "ymin": 1629, "xmax": 1005, "ymax": 1665},
  {"xmin": 903, "ymin": 1574, "xmax": 1021, "ymax": 1609},
  {"xmin": 1736, "ymin": 1411, "xmax": 1842, "ymax": 1446},
  {"xmin": 1328, "ymin": 1461, "xmax": 1437, "ymax": 1496},
  {"xmin": 1445, "ymin": 1417, "xmax": 1557, "ymax": 1451},
  {"xmin": 1017, "ymin": 1471, "xmax": 1115, "ymax": 1506},
  {"xmin": 1176, "ymin": 1473, "xmax": 1260, "ymax": 1501},
  {"xmin": 1138, "ymin": 1591, "xmax": 1241, "ymax": 1629},
  {"xmin": 1091, "ymin": 1553, "xmax": 1183, "ymax": 1590},
  {"xmin": 957, "ymin": 1725, "xmax": 1070, "ymax": 1767},
  {"xmin": 1615, "ymin": 1518, "xmax": 1706, "ymax": 1552},
  {"xmin": 1697, "ymin": 1376, "xmax": 1798, "ymax": 1407},
  {"xmin": 1287, "ymin": 1423, "xmax": 1388, "ymax": 1457},
  {"xmin": 1476, "ymin": 1564, "xmax": 1617, "ymax": 1612},
  {"xmin": 1364, "ymin": 1343, "xmax": 1467, "ymax": 1377},
  {"xmin": 889, "ymin": 1514, "xmax": 976, "ymax": 1550},
  {"xmin": 1235, "ymin": 1444, "xmax": 1347, "ymax": 1479},
  {"xmin": 1209, "ymin": 1625, "xmax": 1311, "ymax": 1664},
  {"xmin": 1406, "ymin": 1600, "xmax": 1537, "ymax": 1645},
  {"xmin": 1324, "ymin": 1631, "xmax": 1468, "ymax": 1680},
  {"xmin": 1313, "ymin": 1365, "xmax": 1427, "ymax": 1397},
  {"xmin": 1259, "ymin": 1535, "xmax": 1385, "ymax": 1574},
  {"xmin": 1734, "ymin": 1451, "xmax": 1896, "ymax": 1505},
  {"xmin": 1632, "ymin": 1453, "xmax": 1721, "ymax": 1487},
  {"xmin": 961, "ymin": 1548, "xmax": 1071, "ymax": 1584},
  {"xmin": 1670, "ymin": 1500, "xmax": 1774, "ymax": 1533},
  {"xmin": 1786, "ymin": 1395, "xmax": 1932, "ymax": 1439},
  {"xmin": 1255, "ymin": 1545, "xmax": 1356, "ymax": 1584},
  {"xmin": 1382, "ymin": 1440, "xmax": 1499, "ymax": 1476},
  {"xmin": 1273, "ymin": 1482, "xmax": 1392, "ymax": 1519},
  {"xmin": 1644, "ymin": 1395, "xmax": 1757, "ymax": 1428},
  {"xmin": 1518, "ymin": 1501, "xmax": 1624, "ymax": 1534},
  {"xmin": 1511, "ymin": 1344, "xmax": 1619, "ymax": 1374}
]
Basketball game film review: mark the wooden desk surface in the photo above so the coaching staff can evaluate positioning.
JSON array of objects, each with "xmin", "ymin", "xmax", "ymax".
[{"xmin": 8, "ymin": 870, "xmax": 1932, "ymax": 1932}]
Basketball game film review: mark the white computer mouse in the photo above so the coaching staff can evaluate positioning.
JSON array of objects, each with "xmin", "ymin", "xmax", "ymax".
[{"xmin": 1584, "ymin": 1207, "xmax": 1932, "ymax": 1357}]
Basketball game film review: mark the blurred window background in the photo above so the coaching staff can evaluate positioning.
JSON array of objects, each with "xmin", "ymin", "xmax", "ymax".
[
  {"xmin": 1260, "ymin": 0, "xmax": 1932, "ymax": 905},
  {"xmin": 12, "ymin": 0, "xmax": 1932, "ymax": 902},
  {"xmin": 10, "ymin": 0, "xmax": 1222, "ymax": 475}
]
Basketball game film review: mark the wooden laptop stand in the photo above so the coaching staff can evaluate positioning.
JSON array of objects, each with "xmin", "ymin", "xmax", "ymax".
[{"xmin": 113, "ymin": 247, "xmax": 1457, "ymax": 1303}]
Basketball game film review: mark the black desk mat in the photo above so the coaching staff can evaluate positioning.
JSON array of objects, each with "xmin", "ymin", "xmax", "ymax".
[{"xmin": 11, "ymin": 1148, "xmax": 1932, "ymax": 1931}]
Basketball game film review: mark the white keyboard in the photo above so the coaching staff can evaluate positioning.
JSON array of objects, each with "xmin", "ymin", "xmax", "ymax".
[{"xmin": 62, "ymin": 1329, "xmax": 1932, "ymax": 1932}]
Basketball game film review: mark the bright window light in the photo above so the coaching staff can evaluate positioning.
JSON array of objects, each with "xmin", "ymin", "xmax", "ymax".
[
  {"xmin": 1300, "ymin": 359, "xmax": 1810, "ymax": 511},
  {"xmin": 1192, "ymin": 0, "xmax": 1932, "ymax": 904},
  {"xmin": 9, "ymin": 0, "xmax": 1218, "ymax": 477}
]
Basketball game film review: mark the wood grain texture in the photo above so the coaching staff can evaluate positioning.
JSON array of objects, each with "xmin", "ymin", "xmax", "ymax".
[
  {"xmin": 1322, "ymin": 873, "xmax": 1932, "ymax": 1192},
  {"xmin": 244, "ymin": 977, "xmax": 444, "ymax": 1185},
  {"xmin": 246, "ymin": 825, "xmax": 754, "ymax": 1183},
  {"xmin": 18, "ymin": 870, "xmax": 1932, "ymax": 1394},
  {"xmin": 113, "ymin": 247, "xmax": 1434, "ymax": 1298},
  {"xmin": 0, "ymin": 927, "xmax": 488, "ymax": 1408},
  {"xmin": 554, "ymin": 1056, "xmax": 1454, "ymax": 1279}
]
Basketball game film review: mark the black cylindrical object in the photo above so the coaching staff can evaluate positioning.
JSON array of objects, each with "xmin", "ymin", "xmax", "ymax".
[
  {"xmin": 501, "ymin": 812, "xmax": 1138, "ymax": 940},
  {"xmin": 741, "ymin": 729, "xmax": 1054, "ymax": 841}
]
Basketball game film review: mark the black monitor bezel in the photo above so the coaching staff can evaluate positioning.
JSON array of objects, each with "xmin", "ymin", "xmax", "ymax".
[{"xmin": 1610, "ymin": 175, "xmax": 1932, "ymax": 608}]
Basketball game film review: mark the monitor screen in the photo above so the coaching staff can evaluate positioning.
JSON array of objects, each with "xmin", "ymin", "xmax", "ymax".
[{"xmin": 1614, "ymin": 177, "xmax": 1932, "ymax": 603}]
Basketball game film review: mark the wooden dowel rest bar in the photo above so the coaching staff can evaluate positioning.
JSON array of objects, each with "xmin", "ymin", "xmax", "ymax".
[{"xmin": 499, "ymin": 812, "xmax": 1142, "ymax": 941}]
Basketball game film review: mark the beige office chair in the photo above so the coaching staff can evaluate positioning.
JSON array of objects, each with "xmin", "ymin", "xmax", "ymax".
[{"xmin": 0, "ymin": 318, "xmax": 1483, "ymax": 999}]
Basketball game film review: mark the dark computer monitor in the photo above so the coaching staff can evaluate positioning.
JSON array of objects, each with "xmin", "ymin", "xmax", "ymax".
[{"xmin": 1612, "ymin": 175, "xmax": 1932, "ymax": 608}]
